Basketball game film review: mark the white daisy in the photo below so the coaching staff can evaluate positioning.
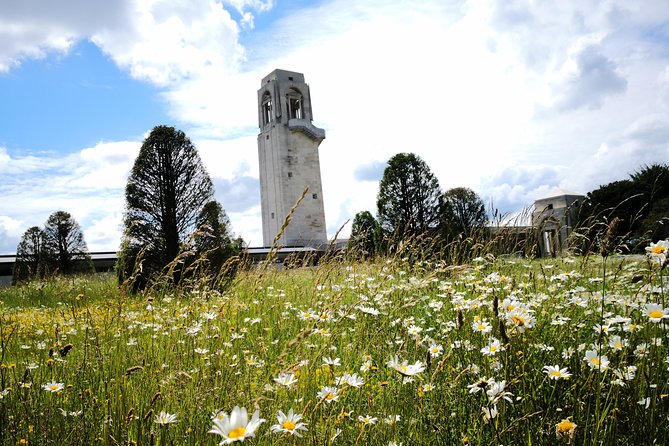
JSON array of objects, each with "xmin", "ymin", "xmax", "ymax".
[{"xmin": 208, "ymin": 406, "xmax": 265, "ymax": 444}]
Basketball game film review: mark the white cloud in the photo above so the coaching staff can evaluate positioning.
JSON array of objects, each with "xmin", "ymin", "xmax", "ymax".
[
  {"xmin": 547, "ymin": 43, "xmax": 627, "ymax": 111},
  {"xmin": 92, "ymin": 1, "xmax": 245, "ymax": 86},
  {"xmin": 0, "ymin": 216, "xmax": 25, "ymax": 253},
  {"xmin": 0, "ymin": 141, "xmax": 137, "ymax": 253},
  {"xmin": 3, "ymin": 0, "xmax": 669, "ymax": 252},
  {"xmin": 84, "ymin": 212, "xmax": 124, "ymax": 252},
  {"xmin": 0, "ymin": 0, "xmax": 130, "ymax": 71}
]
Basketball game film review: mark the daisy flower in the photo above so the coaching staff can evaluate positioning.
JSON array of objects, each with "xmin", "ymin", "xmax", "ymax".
[
  {"xmin": 336, "ymin": 373, "xmax": 364, "ymax": 388},
  {"xmin": 322, "ymin": 357, "xmax": 341, "ymax": 367},
  {"xmin": 481, "ymin": 405, "xmax": 498, "ymax": 423},
  {"xmin": 608, "ymin": 335, "xmax": 627, "ymax": 351},
  {"xmin": 208, "ymin": 406, "xmax": 265, "ymax": 444},
  {"xmin": 507, "ymin": 309, "xmax": 535, "ymax": 333},
  {"xmin": 317, "ymin": 386, "xmax": 340, "ymax": 403},
  {"xmin": 543, "ymin": 365, "xmax": 571, "ymax": 380},
  {"xmin": 613, "ymin": 365, "xmax": 637, "ymax": 382},
  {"xmin": 360, "ymin": 359, "xmax": 373, "ymax": 372},
  {"xmin": 42, "ymin": 381, "xmax": 64, "ymax": 393},
  {"xmin": 467, "ymin": 376, "xmax": 490, "ymax": 394},
  {"xmin": 273, "ymin": 373, "xmax": 298, "ymax": 388},
  {"xmin": 583, "ymin": 350, "xmax": 609, "ymax": 371},
  {"xmin": 317, "ymin": 311, "xmax": 332, "ymax": 322},
  {"xmin": 298, "ymin": 309, "xmax": 316, "ymax": 321},
  {"xmin": 358, "ymin": 415, "xmax": 378, "ymax": 425},
  {"xmin": 644, "ymin": 303, "xmax": 668, "ymax": 323},
  {"xmin": 472, "ymin": 320, "xmax": 492, "ymax": 333},
  {"xmin": 481, "ymin": 338, "xmax": 502, "ymax": 356},
  {"xmin": 387, "ymin": 356, "xmax": 425, "ymax": 376},
  {"xmin": 486, "ymin": 379, "xmax": 513, "ymax": 404},
  {"xmin": 407, "ymin": 325, "xmax": 423, "ymax": 337},
  {"xmin": 270, "ymin": 409, "xmax": 308, "ymax": 437},
  {"xmin": 427, "ymin": 343, "xmax": 444, "ymax": 358},
  {"xmin": 154, "ymin": 411, "xmax": 178, "ymax": 425},
  {"xmin": 421, "ymin": 383, "xmax": 435, "ymax": 392},
  {"xmin": 645, "ymin": 240, "xmax": 669, "ymax": 263},
  {"xmin": 555, "ymin": 418, "xmax": 577, "ymax": 443},
  {"xmin": 384, "ymin": 415, "xmax": 400, "ymax": 425}
]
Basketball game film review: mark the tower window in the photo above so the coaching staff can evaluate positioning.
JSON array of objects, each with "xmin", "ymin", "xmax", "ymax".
[
  {"xmin": 288, "ymin": 76, "xmax": 294, "ymax": 81},
  {"xmin": 289, "ymin": 98, "xmax": 302, "ymax": 119},
  {"xmin": 288, "ymin": 172, "xmax": 293, "ymax": 178},
  {"xmin": 312, "ymin": 193, "xmax": 318, "ymax": 199},
  {"xmin": 271, "ymin": 212, "xmax": 275, "ymax": 219},
  {"xmin": 286, "ymin": 88, "xmax": 303, "ymax": 120},
  {"xmin": 262, "ymin": 92, "xmax": 273, "ymax": 125}
]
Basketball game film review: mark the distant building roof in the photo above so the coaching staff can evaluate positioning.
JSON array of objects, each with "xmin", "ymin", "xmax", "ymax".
[{"xmin": 535, "ymin": 188, "xmax": 584, "ymax": 201}]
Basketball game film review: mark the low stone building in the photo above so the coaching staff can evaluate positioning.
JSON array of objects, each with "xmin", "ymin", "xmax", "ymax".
[{"xmin": 532, "ymin": 189, "xmax": 585, "ymax": 257}]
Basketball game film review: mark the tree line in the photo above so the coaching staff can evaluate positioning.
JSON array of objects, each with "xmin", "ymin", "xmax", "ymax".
[
  {"xmin": 349, "ymin": 153, "xmax": 669, "ymax": 260},
  {"xmin": 13, "ymin": 126, "xmax": 241, "ymax": 290},
  {"xmin": 12, "ymin": 211, "xmax": 95, "ymax": 284},
  {"xmin": 573, "ymin": 163, "xmax": 669, "ymax": 254},
  {"xmin": 11, "ymin": 130, "xmax": 667, "ymax": 286},
  {"xmin": 348, "ymin": 152, "xmax": 487, "ymax": 261}
]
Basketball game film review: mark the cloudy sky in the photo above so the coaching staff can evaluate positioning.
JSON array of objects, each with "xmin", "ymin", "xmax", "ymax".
[{"xmin": 1, "ymin": 0, "xmax": 668, "ymax": 253}]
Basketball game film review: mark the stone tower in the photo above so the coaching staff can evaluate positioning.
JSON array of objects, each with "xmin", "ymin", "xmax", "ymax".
[{"xmin": 257, "ymin": 69, "xmax": 327, "ymax": 247}]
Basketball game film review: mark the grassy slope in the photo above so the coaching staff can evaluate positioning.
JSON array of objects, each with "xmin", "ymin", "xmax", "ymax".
[{"xmin": 0, "ymin": 255, "xmax": 667, "ymax": 445}]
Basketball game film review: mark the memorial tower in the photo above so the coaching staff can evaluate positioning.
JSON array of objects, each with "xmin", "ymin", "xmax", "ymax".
[{"xmin": 257, "ymin": 69, "xmax": 327, "ymax": 247}]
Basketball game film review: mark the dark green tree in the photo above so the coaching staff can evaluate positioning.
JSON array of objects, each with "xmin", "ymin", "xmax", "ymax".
[
  {"xmin": 118, "ymin": 125, "xmax": 214, "ymax": 289},
  {"xmin": 12, "ymin": 226, "xmax": 46, "ymax": 284},
  {"xmin": 376, "ymin": 153, "xmax": 442, "ymax": 238},
  {"xmin": 632, "ymin": 163, "xmax": 669, "ymax": 242},
  {"xmin": 192, "ymin": 200, "xmax": 241, "ymax": 277},
  {"xmin": 441, "ymin": 187, "xmax": 487, "ymax": 239},
  {"xmin": 41, "ymin": 211, "xmax": 94, "ymax": 275},
  {"xmin": 348, "ymin": 211, "xmax": 381, "ymax": 258},
  {"xmin": 575, "ymin": 163, "xmax": 669, "ymax": 252}
]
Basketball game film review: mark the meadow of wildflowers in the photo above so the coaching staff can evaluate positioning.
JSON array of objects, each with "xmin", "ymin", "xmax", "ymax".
[{"xmin": 0, "ymin": 242, "xmax": 668, "ymax": 445}]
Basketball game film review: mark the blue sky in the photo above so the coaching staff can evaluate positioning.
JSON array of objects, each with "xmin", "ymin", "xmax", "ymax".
[
  {"xmin": 1, "ymin": 0, "xmax": 669, "ymax": 253},
  {"xmin": 0, "ymin": 40, "xmax": 170, "ymax": 153}
]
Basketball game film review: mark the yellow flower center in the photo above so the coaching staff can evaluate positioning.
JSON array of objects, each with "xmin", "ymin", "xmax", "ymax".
[
  {"xmin": 326, "ymin": 393, "xmax": 335, "ymax": 400},
  {"xmin": 477, "ymin": 324, "xmax": 486, "ymax": 330},
  {"xmin": 512, "ymin": 316, "xmax": 525, "ymax": 326},
  {"xmin": 550, "ymin": 371, "xmax": 562, "ymax": 377},
  {"xmin": 228, "ymin": 427, "xmax": 246, "ymax": 439},
  {"xmin": 649, "ymin": 311, "xmax": 664, "ymax": 319},
  {"xmin": 490, "ymin": 346, "xmax": 498, "ymax": 352},
  {"xmin": 651, "ymin": 245, "xmax": 666, "ymax": 254},
  {"xmin": 50, "ymin": 385, "xmax": 60, "ymax": 391},
  {"xmin": 556, "ymin": 419, "xmax": 576, "ymax": 433},
  {"xmin": 590, "ymin": 357, "xmax": 601, "ymax": 366},
  {"xmin": 283, "ymin": 421, "xmax": 296, "ymax": 430}
]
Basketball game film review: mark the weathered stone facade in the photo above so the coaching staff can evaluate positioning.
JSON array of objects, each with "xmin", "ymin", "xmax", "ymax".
[
  {"xmin": 532, "ymin": 189, "xmax": 584, "ymax": 257},
  {"xmin": 257, "ymin": 70, "xmax": 327, "ymax": 247}
]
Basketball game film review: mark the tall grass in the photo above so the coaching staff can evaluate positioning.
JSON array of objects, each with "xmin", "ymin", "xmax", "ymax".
[{"xmin": 1, "ymin": 239, "xmax": 668, "ymax": 445}]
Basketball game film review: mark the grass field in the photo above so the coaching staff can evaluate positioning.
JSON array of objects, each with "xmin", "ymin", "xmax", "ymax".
[{"xmin": 0, "ymin": 249, "xmax": 668, "ymax": 445}]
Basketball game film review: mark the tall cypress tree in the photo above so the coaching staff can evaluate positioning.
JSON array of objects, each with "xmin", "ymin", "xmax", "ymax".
[
  {"xmin": 119, "ymin": 125, "xmax": 214, "ymax": 289},
  {"xmin": 377, "ymin": 153, "xmax": 442, "ymax": 239}
]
